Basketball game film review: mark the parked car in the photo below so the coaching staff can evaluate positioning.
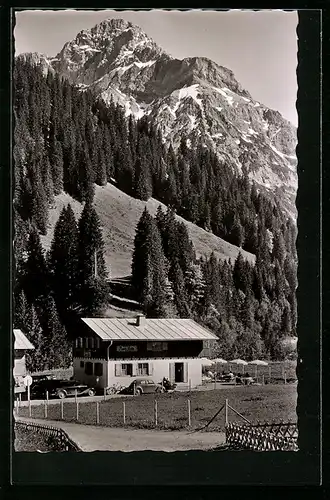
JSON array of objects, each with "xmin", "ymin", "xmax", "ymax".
[
  {"xmin": 120, "ymin": 378, "xmax": 165, "ymax": 395},
  {"xmin": 31, "ymin": 374, "xmax": 55, "ymax": 384},
  {"xmin": 30, "ymin": 379, "xmax": 96, "ymax": 399}
]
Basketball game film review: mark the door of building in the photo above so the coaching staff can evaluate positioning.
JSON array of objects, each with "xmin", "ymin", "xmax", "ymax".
[{"xmin": 174, "ymin": 362, "xmax": 184, "ymax": 383}]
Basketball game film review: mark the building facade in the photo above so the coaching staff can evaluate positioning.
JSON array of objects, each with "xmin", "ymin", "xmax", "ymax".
[
  {"xmin": 14, "ymin": 329, "xmax": 34, "ymax": 394},
  {"xmin": 73, "ymin": 315, "xmax": 217, "ymax": 392}
]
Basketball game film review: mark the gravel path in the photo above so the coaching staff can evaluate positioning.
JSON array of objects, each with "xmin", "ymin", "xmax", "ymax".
[{"xmin": 16, "ymin": 417, "xmax": 225, "ymax": 452}]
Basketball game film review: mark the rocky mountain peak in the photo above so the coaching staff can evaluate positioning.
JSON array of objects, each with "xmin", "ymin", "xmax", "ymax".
[{"xmin": 21, "ymin": 17, "xmax": 297, "ymax": 218}]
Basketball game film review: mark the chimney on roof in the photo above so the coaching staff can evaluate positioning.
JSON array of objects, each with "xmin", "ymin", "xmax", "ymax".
[{"xmin": 136, "ymin": 314, "xmax": 146, "ymax": 327}]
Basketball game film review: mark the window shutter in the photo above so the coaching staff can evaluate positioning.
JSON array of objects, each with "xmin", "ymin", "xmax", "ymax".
[
  {"xmin": 149, "ymin": 363, "xmax": 153, "ymax": 376},
  {"xmin": 184, "ymin": 363, "xmax": 188, "ymax": 383},
  {"xmin": 132, "ymin": 363, "xmax": 137, "ymax": 376},
  {"xmin": 115, "ymin": 364, "xmax": 122, "ymax": 376},
  {"xmin": 169, "ymin": 363, "xmax": 175, "ymax": 382}
]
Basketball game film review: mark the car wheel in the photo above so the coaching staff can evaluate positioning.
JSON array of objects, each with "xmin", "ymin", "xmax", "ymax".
[
  {"xmin": 106, "ymin": 387, "xmax": 116, "ymax": 396},
  {"xmin": 57, "ymin": 390, "xmax": 66, "ymax": 399},
  {"xmin": 87, "ymin": 389, "xmax": 95, "ymax": 397},
  {"xmin": 135, "ymin": 387, "xmax": 142, "ymax": 396}
]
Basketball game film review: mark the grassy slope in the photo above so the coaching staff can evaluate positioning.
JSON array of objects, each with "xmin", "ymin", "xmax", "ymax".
[{"xmin": 40, "ymin": 183, "xmax": 255, "ymax": 279}]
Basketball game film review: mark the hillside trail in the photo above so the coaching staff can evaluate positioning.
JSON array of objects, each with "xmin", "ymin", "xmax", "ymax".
[{"xmin": 15, "ymin": 416, "xmax": 225, "ymax": 452}]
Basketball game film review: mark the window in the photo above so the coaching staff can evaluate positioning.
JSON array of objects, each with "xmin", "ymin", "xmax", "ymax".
[
  {"xmin": 80, "ymin": 361, "xmax": 84, "ymax": 368},
  {"xmin": 115, "ymin": 363, "xmax": 133, "ymax": 376},
  {"xmin": 75, "ymin": 338, "xmax": 79, "ymax": 348},
  {"xmin": 89, "ymin": 337, "xmax": 95, "ymax": 349},
  {"xmin": 96, "ymin": 337, "xmax": 100, "ymax": 349},
  {"xmin": 85, "ymin": 362, "xmax": 93, "ymax": 375},
  {"xmin": 85, "ymin": 337, "xmax": 89, "ymax": 348},
  {"xmin": 137, "ymin": 363, "xmax": 149, "ymax": 376},
  {"xmin": 94, "ymin": 363, "xmax": 103, "ymax": 377},
  {"xmin": 78, "ymin": 337, "xmax": 83, "ymax": 348}
]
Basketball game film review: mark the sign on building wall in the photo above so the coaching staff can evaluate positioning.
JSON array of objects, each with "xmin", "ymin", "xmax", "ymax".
[
  {"xmin": 116, "ymin": 345, "xmax": 138, "ymax": 353},
  {"xmin": 147, "ymin": 342, "xmax": 168, "ymax": 352}
]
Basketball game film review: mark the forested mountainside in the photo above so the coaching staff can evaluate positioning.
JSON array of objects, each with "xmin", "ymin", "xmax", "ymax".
[
  {"xmin": 13, "ymin": 56, "xmax": 297, "ymax": 371},
  {"xmin": 46, "ymin": 18, "xmax": 297, "ymax": 219}
]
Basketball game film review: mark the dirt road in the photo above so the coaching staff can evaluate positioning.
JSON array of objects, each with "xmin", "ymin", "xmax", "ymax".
[{"xmin": 16, "ymin": 417, "xmax": 225, "ymax": 452}]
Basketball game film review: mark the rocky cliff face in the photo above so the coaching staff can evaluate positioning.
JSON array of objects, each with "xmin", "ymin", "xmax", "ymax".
[{"xmin": 23, "ymin": 18, "xmax": 298, "ymax": 217}]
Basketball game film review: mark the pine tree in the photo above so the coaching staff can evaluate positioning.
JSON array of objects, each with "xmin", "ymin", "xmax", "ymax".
[
  {"xmin": 22, "ymin": 228, "xmax": 49, "ymax": 308},
  {"xmin": 39, "ymin": 296, "xmax": 71, "ymax": 369},
  {"xmin": 233, "ymin": 252, "xmax": 248, "ymax": 293},
  {"xmin": 49, "ymin": 204, "xmax": 80, "ymax": 321},
  {"xmin": 132, "ymin": 207, "xmax": 153, "ymax": 299},
  {"xmin": 171, "ymin": 262, "xmax": 191, "ymax": 318},
  {"xmin": 49, "ymin": 139, "xmax": 64, "ymax": 195},
  {"xmin": 134, "ymin": 153, "xmax": 152, "ymax": 201},
  {"xmin": 77, "ymin": 202, "xmax": 109, "ymax": 315},
  {"xmin": 146, "ymin": 221, "xmax": 168, "ymax": 317},
  {"xmin": 24, "ymin": 302, "xmax": 46, "ymax": 372},
  {"xmin": 132, "ymin": 208, "xmax": 168, "ymax": 317}
]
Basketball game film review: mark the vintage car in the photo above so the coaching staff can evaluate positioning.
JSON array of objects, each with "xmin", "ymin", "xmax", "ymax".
[
  {"xmin": 120, "ymin": 378, "xmax": 165, "ymax": 395},
  {"xmin": 30, "ymin": 379, "xmax": 96, "ymax": 399}
]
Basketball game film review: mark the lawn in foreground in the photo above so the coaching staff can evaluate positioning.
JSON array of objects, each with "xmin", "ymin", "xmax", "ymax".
[{"xmin": 18, "ymin": 384, "xmax": 297, "ymax": 431}]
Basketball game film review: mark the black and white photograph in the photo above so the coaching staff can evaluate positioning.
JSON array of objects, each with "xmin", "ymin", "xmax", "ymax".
[{"xmin": 12, "ymin": 8, "xmax": 303, "ymax": 462}]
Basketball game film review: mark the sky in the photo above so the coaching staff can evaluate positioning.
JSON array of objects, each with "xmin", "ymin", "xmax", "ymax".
[{"xmin": 14, "ymin": 9, "xmax": 298, "ymax": 126}]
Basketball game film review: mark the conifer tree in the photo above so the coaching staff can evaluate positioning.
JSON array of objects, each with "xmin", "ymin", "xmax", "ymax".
[
  {"xmin": 16, "ymin": 296, "xmax": 47, "ymax": 372},
  {"xmin": 39, "ymin": 296, "xmax": 71, "ymax": 369},
  {"xmin": 132, "ymin": 207, "xmax": 153, "ymax": 299},
  {"xmin": 49, "ymin": 139, "xmax": 64, "ymax": 195},
  {"xmin": 22, "ymin": 228, "xmax": 49, "ymax": 308},
  {"xmin": 77, "ymin": 202, "xmax": 109, "ymax": 315},
  {"xmin": 49, "ymin": 204, "xmax": 80, "ymax": 320},
  {"xmin": 132, "ymin": 208, "xmax": 168, "ymax": 317}
]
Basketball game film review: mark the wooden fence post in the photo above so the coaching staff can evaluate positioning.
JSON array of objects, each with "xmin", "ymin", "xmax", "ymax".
[
  {"xmin": 61, "ymin": 400, "xmax": 64, "ymax": 420},
  {"xmin": 19, "ymin": 393, "xmax": 22, "ymax": 404},
  {"xmin": 189, "ymin": 379, "xmax": 191, "ymax": 392},
  {"xmin": 154, "ymin": 400, "xmax": 158, "ymax": 427},
  {"xmin": 284, "ymin": 371, "xmax": 287, "ymax": 384},
  {"xmin": 225, "ymin": 398, "xmax": 229, "ymax": 426},
  {"xmin": 262, "ymin": 374, "xmax": 265, "ymax": 385},
  {"xmin": 268, "ymin": 365, "xmax": 271, "ymax": 383},
  {"xmin": 188, "ymin": 399, "xmax": 191, "ymax": 427},
  {"xmin": 75, "ymin": 389, "xmax": 78, "ymax": 403},
  {"xmin": 104, "ymin": 387, "xmax": 106, "ymax": 401},
  {"xmin": 28, "ymin": 398, "xmax": 32, "ymax": 418},
  {"xmin": 46, "ymin": 390, "xmax": 49, "ymax": 402},
  {"xmin": 44, "ymin": 400, "xmax": 47, "ymax": 418},
  {"xmin": 123, "ymin": 401, "xmax": 126, "ymax": 424},
  {"xmin": 96, "ymin": 401, "xmax": 100, "ymax": 424},
  {"xmin": 76, "ymin": 400, "xmax": 79, "ymax": 421}
]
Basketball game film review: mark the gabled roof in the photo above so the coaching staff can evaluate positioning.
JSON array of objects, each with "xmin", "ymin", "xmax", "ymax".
[
  {"xmin": 82, "ymin": 317, "xmax": 218, "ymax": 342},
  {"xmin": 14, "ymin": 329, "xmax": 35, "ymax": 350}
]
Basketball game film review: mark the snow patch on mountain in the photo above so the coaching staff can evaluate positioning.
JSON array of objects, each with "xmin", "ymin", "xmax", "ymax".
[{"xmin": 171, "ymin": 84, "xmax": 203, "ymax": 108}]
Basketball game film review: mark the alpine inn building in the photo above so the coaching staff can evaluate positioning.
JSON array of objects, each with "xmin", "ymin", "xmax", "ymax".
[{"xmin": 73, "ymin": 315, "xmax": 217, "ymax": 392}]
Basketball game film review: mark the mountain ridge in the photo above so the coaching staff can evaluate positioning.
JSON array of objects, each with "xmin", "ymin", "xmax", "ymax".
[{"xmin": 18, "ymin": 17, "xmax": 297, "ymax": 218}]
